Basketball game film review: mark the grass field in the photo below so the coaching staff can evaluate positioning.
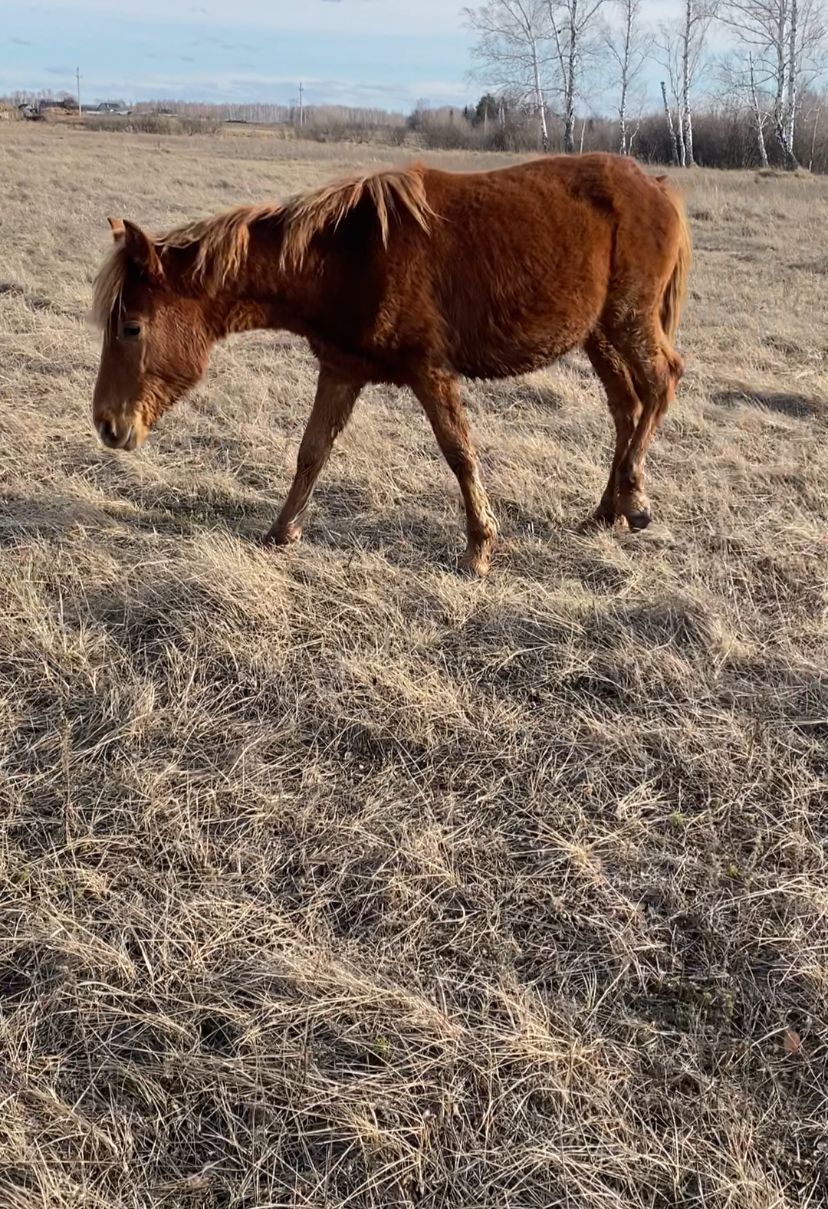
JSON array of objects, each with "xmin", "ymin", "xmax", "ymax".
[{"xmin": 1, "ymin": 123, "xmax": 827, "ymax": 1209}]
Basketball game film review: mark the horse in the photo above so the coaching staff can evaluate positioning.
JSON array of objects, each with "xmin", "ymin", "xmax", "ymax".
[{"xmin": 91, "ymin": 153, "xmax": 691, "ymax": 576}]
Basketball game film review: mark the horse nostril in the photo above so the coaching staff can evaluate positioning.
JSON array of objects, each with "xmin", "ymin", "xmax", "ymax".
[{"xmin": 97, "ymin": 418, "xmax": 119, "ymax": 447}]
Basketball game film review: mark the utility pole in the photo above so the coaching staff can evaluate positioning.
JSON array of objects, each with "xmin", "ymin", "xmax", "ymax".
[
  {"xmin": 76, "ymin": 66, "xmax": 82, "ymax": 118},
  {"xmin": 298, "ymin": 81, "xmax": 304, "ymax": 128}
]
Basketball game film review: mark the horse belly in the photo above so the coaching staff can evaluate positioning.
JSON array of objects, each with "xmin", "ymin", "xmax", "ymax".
[{"xmin": 448, "ymin": 248, "xmax": 608, "ymax": 380}]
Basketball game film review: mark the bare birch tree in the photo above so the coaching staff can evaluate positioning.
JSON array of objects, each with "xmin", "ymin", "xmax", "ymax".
[
  {"xmin": 604, "ymin": 0, "xmax": 649, "ymax": 152},
  {"xmin": 466, "ymin": 0, "xmax": 610, "ymax": 154},
  {"xmin": 715, "ymin": 49, "xmax": 772, "ymax": 164},
  {"xmin": 545, "ymin": 0, "xmax": 608, "ymax": 151},
  {"xmin": 749, "ymin": 50, "xmax": 772, "ymax": 162},
  {"xmin": 466, "ymin": 0, "xmax": 554, "ymax": 149},
  {"xmin": 657, "ymin": 0, "xmax": 718, "ymax": 165},
  {"xmin": 720, "ymin": 0, "xmax": 828, "ymax": 168}
]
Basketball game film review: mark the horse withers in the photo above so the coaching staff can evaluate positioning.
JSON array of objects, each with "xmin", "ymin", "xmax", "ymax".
[{"xmin": 91, "ymin": 154, "xmax": 690, "ymax": 576}]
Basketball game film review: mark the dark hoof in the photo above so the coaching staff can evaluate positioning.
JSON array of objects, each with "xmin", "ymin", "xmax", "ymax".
[
  {"xmin": 261, "ymin": 524, "xmax": 302, "ymax": 547},
  {"xmin": 626, "ymin": 509, "xmax": 652, "ymax": 531}
]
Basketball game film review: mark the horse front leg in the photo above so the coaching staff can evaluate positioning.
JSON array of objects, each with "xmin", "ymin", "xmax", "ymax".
[
  {"xmin": 263, "ymin": 364, "xmax": 363, "ymax": 547},
  {"xmin": 413, "ymin": 370, "xmax": 497, "ymax": 576}
]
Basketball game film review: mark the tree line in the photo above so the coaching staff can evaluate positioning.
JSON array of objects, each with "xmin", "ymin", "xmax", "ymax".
[
  {"xmin": 465, "ymin": 0, "xmax": 828, "ymax": 168},
  {"xmin": 5, "ymin": 0, "xmax": 828, "ymax": 172}
]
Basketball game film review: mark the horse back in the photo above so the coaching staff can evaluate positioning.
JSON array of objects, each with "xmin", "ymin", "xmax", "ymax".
[{"xmin": 312, "ymin": 155, "xmax": 683, "ymax": 383}]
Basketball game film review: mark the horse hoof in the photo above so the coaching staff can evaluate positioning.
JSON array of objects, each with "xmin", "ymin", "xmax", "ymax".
[
  {"xmin": 458, "ymin": 550, "xmax": 491, "ymax": 578},
  {"xmin": 626, "ymin": 509, "xmax": 652, "ymax": 531},
  {"xmin": 262, "ymin": 524, "xmax": 302, "ymax": 547}
]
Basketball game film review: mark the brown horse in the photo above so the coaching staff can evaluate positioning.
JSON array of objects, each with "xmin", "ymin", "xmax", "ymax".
[{"xmin": 91, "ymin": 153, "xmax": 690, "ymax": 575}]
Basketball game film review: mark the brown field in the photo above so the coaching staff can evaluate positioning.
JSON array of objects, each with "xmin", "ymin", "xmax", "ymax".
[{"xmin": 1, "ymin": 124, "xmax": 827, "ymax": 1209}]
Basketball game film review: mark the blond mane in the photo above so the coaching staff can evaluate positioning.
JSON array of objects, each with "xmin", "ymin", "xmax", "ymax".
[{"xmin": 92, "ymin": 164, "xmax": 434, "ymax": 328}]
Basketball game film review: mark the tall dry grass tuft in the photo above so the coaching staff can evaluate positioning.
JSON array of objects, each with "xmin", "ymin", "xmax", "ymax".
[{"xmin": 1, "ymin": 124, "xmax": 827, "ymax": 1208}]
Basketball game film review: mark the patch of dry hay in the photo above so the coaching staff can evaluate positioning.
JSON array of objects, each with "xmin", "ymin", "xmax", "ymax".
[{"xmin": 1, "ymin": 125, "xmax": 827, "ymax": 1209}]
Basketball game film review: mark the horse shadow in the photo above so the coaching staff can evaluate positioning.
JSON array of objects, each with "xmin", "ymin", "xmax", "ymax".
[
  {"xmin": 0, "ymin": 478, "xmax": 465, "ymax": 576},
  {"xmin": 711, "ymin": 384, "xmax": 825, "ymax": 420},
  {"xmin": 293, "ymin": 479, "xmax": 476, "ymax": 574},
  {"xmin": 0, "ymin": 486, "xmax": 252, "ymax": 547}
]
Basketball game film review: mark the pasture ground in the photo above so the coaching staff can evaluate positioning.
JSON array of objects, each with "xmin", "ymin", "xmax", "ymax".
[{"xmin": 1, "ymin": 124, "xmax": 827, "ymax": 1209}]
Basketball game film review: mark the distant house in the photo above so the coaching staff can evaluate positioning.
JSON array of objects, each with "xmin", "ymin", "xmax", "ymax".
[
  {"xmin": 86, "ymin": 101, "xmax": 131, "ymax": 115},
  {"xmin": 39, "ymin": 98, "xmax": 79, "ymax": 112},
  {"xmin": 18, "ymin": 98, "xmax": 78, "ymax": 120}
]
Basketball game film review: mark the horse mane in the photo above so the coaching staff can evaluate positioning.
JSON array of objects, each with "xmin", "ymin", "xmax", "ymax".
[{"xmin": 91, "ymin": 164, "xmax": 433, "ymax": 328}]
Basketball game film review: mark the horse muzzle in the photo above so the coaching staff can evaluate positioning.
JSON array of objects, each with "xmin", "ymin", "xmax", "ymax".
[{"xmin": 96, "ymin": 417, "xmax": 142, "ymax": 451}]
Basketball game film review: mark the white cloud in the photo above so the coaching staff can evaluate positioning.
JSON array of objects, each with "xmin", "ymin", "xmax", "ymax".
[{"xmin": 1, "ymin": 60, "xmax": 471, "ymax": 108}]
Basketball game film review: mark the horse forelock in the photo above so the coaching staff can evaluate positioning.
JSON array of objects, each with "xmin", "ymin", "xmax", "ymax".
[{"xmin": 91, "ymin": 243, "xmax": 130, "ymax": 329}]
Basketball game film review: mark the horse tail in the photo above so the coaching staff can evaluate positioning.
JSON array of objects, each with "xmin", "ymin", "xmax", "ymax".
[{"xmin": 658, "ymin": 180, "xmax": 691, "ymax": 345}]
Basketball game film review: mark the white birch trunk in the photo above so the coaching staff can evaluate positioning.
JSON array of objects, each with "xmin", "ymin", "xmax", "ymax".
[
  {"xmin": 618, "ymin": 0, "xmax": 632, "ymax": 153},
  {"xmin": 786, "ymin": 0, "xmax": 798, "ymax": 151},
  {"xmin": 681, "ymin": 0, "xmax": 695, "ymax": 165},
  {"xmin": 531, "ymin": 37, "xmax": 550, "ymax": 151},
  {"xmin": 564, "ymin": 0, "xmax": 578, "ymax": 151},
  {"xmin": 772, "ymin": 5, "xmax": 798, "ymax": 167},
  {"xmin": 749, "ymin": 52, "xmax": 769, "ymax": 167},
  {"xmin": 661, "ymin": 80, "xmax": 681, "ymax": 165}
]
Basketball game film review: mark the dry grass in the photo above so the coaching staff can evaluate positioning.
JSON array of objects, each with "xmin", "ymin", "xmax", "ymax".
[{"xmin": 1, "ymin": 123, "xmax": 827, "ymax": 1209}]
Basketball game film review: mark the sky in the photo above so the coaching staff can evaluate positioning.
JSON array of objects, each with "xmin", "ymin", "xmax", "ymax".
[
  {"xmin": 2, "ymin": 0, "xmax": 693, "ymax": 112},
  {"xmin": 2, "ymin": 0, "xmax": 477, "ymax": 110}
]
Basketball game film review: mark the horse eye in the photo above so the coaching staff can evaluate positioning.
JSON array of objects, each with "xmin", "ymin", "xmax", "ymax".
[{"xmin": 122, "ymin": 322, "xmax": 141, "ymax": 339}]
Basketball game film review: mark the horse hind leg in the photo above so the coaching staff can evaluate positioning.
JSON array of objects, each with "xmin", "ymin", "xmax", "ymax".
[
  {"xmin": 611, "ymin": 326, "xmax": 684, "ymax": 530},
  {"xmin": 585, "ymin": 331, "xmax": 643, "ymax": 526}
]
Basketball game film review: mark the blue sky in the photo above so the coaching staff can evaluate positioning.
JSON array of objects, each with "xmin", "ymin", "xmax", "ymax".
[
  {"xmin": 3, "ymin": 0, "xmax": 476, "ymax": 109},
  {"xmin": 3, "ymin": 0, "xmax": 690, "ymax": 112}
]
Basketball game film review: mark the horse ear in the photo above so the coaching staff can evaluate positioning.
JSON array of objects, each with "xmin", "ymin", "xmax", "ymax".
[
  {"xmin": 121, "ymin": 219, "xmax": 164, "ymax": 282},
  {"xmin": 107, "ymin": 216, "xmax": 125, "ymax": 239}
]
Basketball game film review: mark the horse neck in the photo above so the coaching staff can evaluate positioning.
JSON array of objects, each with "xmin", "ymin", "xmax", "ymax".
[{"xmin": 205, "ymin": 223, "xmax": 317, "ymax": 340}]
